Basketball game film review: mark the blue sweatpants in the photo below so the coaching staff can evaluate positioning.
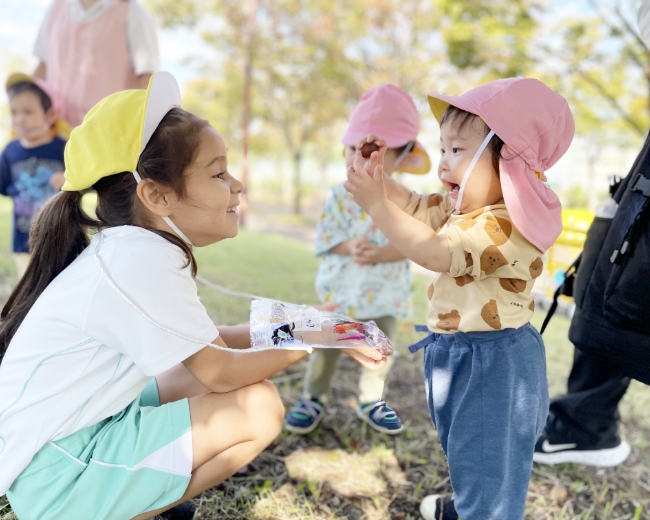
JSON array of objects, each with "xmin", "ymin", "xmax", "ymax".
[{"xmin": 410, "ymin": 323, "xmax": 548, "ymax": 520}]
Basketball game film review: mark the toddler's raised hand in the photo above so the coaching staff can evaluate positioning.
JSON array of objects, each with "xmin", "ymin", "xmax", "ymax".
[
  {"xmin": 344, "ymin": 135, "xmax": 388, "ymax": 216},
  {"xmin": 357, "ymin": 135, "xmax": 387, "ymax": 177}
]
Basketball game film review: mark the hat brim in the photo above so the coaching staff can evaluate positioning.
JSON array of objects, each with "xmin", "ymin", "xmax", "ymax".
[
  {"xmin": 5, "ymin": 72, "xmax": 33, "ymax": 92},
  {"xmin": 427, "ymin": 92, "xmax": 480, "ymax": 123},
  {"xmin": 397, "ymin": 141, "xmax": 431, "ymax": 175},
  {"xmin": 140, "ymin": 71, "xmax": 181, "ymax": 153}
]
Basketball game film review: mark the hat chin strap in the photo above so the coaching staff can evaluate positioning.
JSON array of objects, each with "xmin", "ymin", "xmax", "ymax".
[
  {"xmin": 132, "ymin": 171, "xmax": 196, "ymax": 248},
  {"xmin": 387, "ymin": 141, "xmax": 415, "ymax": 174},
  {"xmin": 454, "ymin": 130, "xmax": 495, "ymax": 212}
]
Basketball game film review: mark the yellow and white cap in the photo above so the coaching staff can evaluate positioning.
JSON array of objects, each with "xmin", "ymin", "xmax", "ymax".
[{"xmin": 62, "ymin": 72, "xmax": 181, "ymax": 192}]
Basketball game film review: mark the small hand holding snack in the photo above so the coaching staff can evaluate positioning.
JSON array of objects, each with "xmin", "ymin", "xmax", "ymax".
[{"xmin": 345, "ymin": 135, "xmax": 389, "ymax": 216}]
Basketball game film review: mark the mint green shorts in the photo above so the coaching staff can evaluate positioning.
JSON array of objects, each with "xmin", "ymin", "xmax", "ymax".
[{"xmin": 8, "ymin": 379, "xmax": 192, "ymax": 520}]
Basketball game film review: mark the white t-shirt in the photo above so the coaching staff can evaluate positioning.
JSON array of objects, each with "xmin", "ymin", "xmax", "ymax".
[
  {"xmin": 0, "ymin": 226, "xmax": 219, "ymax": 495},
  {"xmin": 33, "ymin": 0, "xmax": 159, "ymax": 76}
]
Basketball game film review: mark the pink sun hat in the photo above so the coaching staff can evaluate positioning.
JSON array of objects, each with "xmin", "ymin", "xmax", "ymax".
[
  {"xmin": 342, "ymin": 84, "xmax": 431, "ymax": 175},
  {"xmin": 427, "ymin": 78, "xmax": 575, "ymax": 253}
]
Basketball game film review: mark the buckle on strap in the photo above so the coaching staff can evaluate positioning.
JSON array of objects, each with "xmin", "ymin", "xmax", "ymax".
[{"xmin": 632, "ymin": 174, "xmax": 650, "ymax": 197}]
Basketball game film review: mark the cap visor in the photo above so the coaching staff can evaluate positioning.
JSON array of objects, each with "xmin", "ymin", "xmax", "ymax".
[
  {"xmin": 397, "ymin": 141, "xmax": 431, "ymax": 175},
  {"xmin": 427, "ymin": 92, "xmax": 480, "ymax": 123},
  {"xmin": 5, "ymin": 72, "xmax": 33, "ymax": 92},
  {"xmin": 141, "ymin": 71, "xmax": 182, "ymax": 153}
]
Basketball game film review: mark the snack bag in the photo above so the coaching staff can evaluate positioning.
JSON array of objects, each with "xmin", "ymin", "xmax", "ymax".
[{"xmin": 250, "ymin": 299, "xmax": 393, "ymax": 354}]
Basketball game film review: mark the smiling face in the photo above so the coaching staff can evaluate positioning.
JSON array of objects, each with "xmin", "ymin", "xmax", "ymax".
[
  {"xmin": 9, "ymin": 89, "xmax": 55, "ymax": 145},
  {"xmin": 438, "ymin": 113, "xmax": 503, "ymax": 213},
  {"xmin": 166, "ymin": 127, "xmax": 244, "ymax": 246}
]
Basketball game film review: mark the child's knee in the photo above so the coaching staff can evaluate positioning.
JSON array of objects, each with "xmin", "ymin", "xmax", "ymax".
[{"xmin": 243, "ymin": 380, "xmax": 285, "ymax": 436}]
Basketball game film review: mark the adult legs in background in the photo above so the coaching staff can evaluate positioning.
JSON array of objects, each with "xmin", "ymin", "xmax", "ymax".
[{"xmin": 534, "ymin": 346, "xmax": 631, "ymax": 467}]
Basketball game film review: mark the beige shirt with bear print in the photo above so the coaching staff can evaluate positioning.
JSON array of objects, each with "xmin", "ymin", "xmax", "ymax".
[{"xmin": 403, "ymin": 191, "xmax": 543, "ymax": 334}]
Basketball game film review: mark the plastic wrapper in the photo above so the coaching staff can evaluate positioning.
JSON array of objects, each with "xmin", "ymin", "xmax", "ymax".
[{"xmin": 250, "ymin": 299, "xmax": 393, "ymax": 354}]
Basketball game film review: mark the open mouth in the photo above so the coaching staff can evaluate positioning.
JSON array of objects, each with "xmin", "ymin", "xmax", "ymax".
[
  {"xmin": 226, "ymin": 205, "xmax": 239, "ymax": 215},
  {"xmin": 446, "ymin": 182, "xmax": 460, "ymax": 196}
]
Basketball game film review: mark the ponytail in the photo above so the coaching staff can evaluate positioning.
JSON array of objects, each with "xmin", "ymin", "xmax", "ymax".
[{"xmin": 0, "ymin": 191, "xmax": 99, "ymax": 360}]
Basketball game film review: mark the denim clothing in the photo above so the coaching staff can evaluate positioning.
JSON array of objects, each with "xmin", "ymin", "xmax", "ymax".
[{"xmin": 411, "ymin": 324, "xmax": 548, "ymax": 520}]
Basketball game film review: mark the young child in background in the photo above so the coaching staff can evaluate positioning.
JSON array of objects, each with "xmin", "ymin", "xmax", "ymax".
[
  {"xmin": 345, "ymin": 78, "xmax": 574, "ymax": 519},
  {"xmin": 285, "ymin": 84, "xmax": 431, "ymax": 435},
  {"xmin": 1, "ymin": 73, "xmax": 69, "ymax": 277}
]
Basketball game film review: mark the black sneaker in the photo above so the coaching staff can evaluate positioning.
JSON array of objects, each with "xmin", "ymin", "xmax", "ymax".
[
  {"xmin": 419, "ymin": 495, "xmax": 458, "ymax": 520},
  {"xmin": 159, "ymin": 500, "xmax": 196, "ymax": 520},
  {"xmin": 533, "ymin": 426, "xmax": 630, "ymax": 467}
]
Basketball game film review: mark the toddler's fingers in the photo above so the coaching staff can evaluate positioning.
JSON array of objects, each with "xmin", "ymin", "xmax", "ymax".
[{"xmin": 373, "ymin": 164, "xmax": 384, "ymax": 182}]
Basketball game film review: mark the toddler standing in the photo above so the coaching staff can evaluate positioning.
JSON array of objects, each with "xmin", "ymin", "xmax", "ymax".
[
  {"xmin": 345, "ymin": 78, "xmax": 574, "ymax": 519},
  {"xmin": 285, "ymin": 84, "xmax": 431, "ymax": 435},
  {"xmin": 1, "ymin": 73, "xmax": 68, "ymax": 276}
]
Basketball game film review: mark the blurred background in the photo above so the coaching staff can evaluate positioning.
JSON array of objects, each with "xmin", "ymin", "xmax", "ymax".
[{"xmin": 2, "ymin": 0, "xmax": 648, "ymax": 217}]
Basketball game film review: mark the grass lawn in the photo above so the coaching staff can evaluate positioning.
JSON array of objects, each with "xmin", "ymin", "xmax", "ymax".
[{"xmin": 1, "ymin": 196, "xmax": 649, "ymax": 519}]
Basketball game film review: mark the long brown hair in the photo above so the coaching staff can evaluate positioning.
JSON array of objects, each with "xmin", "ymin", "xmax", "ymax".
[{"xmin": 0, "ymin": 108, "xmax": 209, "ymax": 361}]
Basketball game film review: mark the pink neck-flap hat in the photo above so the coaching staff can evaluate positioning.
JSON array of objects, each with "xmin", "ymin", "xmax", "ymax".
[
  {"xmin": 343, "ymin": 84, "xmax": 431, "ymax": 175},
  {"xmin": 427, "ymin": 78, "xmax": 575, "ymax": 253}
]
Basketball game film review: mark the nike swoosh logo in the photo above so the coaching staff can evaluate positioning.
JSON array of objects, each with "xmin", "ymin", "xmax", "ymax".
[{"xmin": 542, "ymin": 440, "xmax": 578, "ymax": 453}]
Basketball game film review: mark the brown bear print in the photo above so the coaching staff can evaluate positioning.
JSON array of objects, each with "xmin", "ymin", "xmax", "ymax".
[
  {"xmin": 483, "ymin": 215, "xmax": 513, "ymax": 246},
  {"xmin": 499, "ymin": 278, "xmax": 527, "ymax": 293},
  {"xmin": 465, "ymin": 251, "xmax": 474, "ymax": 269},
  {"xmin": 427, "ymin": 283, "xmax": 434, "ymax": 300},
  {"xmin": 454, "ymin": 219, "xmax": 477, "ymax": 231},
  {"xmin": 455, "ymin": 274, "xmax": 474, "ymax": 287},
  {"xmin": 436, "ymin": 309, "xmax": 461, "ymax": 331},
  {"xmin": 427, "ymin": 193, "xmax": 444, "ymax": 207},
  {"xmin": 480, "ymin": 245, "xmax": 508, "ymax": 275},
  {"xmin": 528, "ymin": 300, "xmax": 535, "ymax": 312},
  {"xmin": 529, "ymin": 257, "xmax": 543, "ymax": 279},
  {"xmin": 481, "ymin": 299, "xmax": 501, "ymax": 330}
]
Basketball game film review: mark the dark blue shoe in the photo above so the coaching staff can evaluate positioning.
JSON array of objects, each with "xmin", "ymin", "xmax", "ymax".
[
  {"xmin": 284, "ymin": 396, "xmax": 325, "ymax": 434},
  {"xmin": 159, "ymin": 500, "xmax": 196, "ymax": 519},
  {"xmin": 357, "ymin": 399, "xmax": 403, "ymax": 434}
]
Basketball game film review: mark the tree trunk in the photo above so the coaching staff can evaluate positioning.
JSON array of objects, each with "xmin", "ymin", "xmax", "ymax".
[
  {"xmin": 293, "ymin": 151, "xmax": 302, "ymax": 215},
  {"xmin": 238, "ymin": 0, "xmax": 258, "ymax": 227}
]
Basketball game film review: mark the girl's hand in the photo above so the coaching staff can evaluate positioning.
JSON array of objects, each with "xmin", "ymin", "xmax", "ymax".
[
  {"xmin": 342, "ymin": 346, "xmax": 387, "ymax": 371},
  {"xmin": 344, "ymin": 137, "xmax": 389, "ymax": 216}
]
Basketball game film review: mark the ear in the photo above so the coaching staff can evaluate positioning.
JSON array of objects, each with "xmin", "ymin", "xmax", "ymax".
[
  {"xmin": 45, "ymin": 108, "xmax": 57, "ymax": 126},
  {"xmin": 135, "ymin": 178, "xmax": 176, "ymax": 218}
]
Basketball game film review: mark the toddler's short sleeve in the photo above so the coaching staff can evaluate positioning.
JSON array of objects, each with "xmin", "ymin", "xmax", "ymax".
[
  {"xmin": 83, "ymin": 231, "xmax": 219, "ymax": 376},
  {"xmin": 403, "ymin": 191, "xmax": 451, "ymax": 231},
  {"xmin": 314, "ymin": 186, "xmax": 351, "ymax": 256},
  {"xmin": 441, "ymin": 209, "xmax": 541, "ymax": 281}
]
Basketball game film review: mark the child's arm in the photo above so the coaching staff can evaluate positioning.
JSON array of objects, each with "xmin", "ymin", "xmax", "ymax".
[
  {"xmin": 183, "ymin": 329, "xmax": 387, "ymax": 394},
  {"xmin": 345, "ymin": 150, "xmax": 452, "ymax": 273}
]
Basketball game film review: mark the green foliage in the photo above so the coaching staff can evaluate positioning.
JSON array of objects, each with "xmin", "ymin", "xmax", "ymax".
[{"xmin": 435, "ymin": 0, "xmax": 542, "ymax": 78}]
